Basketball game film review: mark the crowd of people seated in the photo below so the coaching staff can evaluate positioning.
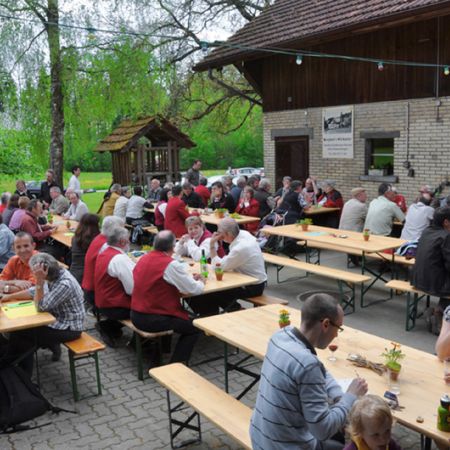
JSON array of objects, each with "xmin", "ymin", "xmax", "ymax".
[{"xmin": 2, "ymin": 160, "xmax": 450, "ymax": 450}]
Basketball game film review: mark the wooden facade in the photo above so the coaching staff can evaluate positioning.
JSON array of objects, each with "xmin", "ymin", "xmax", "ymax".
[
  {"xmin": 242, "ymin": 15, "xmax": 450, "ymax": 112},
  {"xmin": 94, "ymin": 116, "xmax": 195, "ymax": 187}
]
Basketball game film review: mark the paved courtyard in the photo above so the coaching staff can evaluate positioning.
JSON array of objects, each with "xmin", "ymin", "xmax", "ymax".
[{"xmin": 2, "ymin": 249, "xmax": 443, "ymax": 450}]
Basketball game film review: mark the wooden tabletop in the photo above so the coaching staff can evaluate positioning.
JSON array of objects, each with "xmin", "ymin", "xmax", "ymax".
[
  {"xmin": 188, "ymin": 208, "xmax": 260, "ymax": 226},
  {"xmin": 194, "ymin": 304, "xmax": 450, "ymax": 446},
  {"xmin": 51, "ymin": 215, "xmax": 79, "ymax": 247},
  {"xmin": 263, "ymin": 224, "xmax": 405, "ymax": 253},
  {"xmin": 183, "ymin": 262, "xmax": 259, "ymax": 297},
  {"xmin": 0, "ymin": 301, "xmax": 55, "ymax": 333},
  {"xmin": 304, "ymin": 206, "xmax": 340, "ymax": 216}
]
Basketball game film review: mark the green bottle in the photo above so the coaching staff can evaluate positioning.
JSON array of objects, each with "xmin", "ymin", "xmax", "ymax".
[
  {"xmin": 200, "ymin": 249, "xmax": 208, "ymax": 278},
  {"xmin": 437, "ymin": 394, "xmax": 450, "ymax": 432}
]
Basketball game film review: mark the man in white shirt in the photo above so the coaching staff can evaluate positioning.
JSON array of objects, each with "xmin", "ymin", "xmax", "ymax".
[
  {"xmin": 94, "ymin": 226, "xmax": 135, "ymax": 347},
  {"xmin": 113, "ymin": 186, "xmax": 131, "ymax": 219},
  {"xmin": 125, "ymin": 186, "xmax": 146, "ymax": 224},
  {"xmin": 63, "ymin": 192, "xmax": 89, "ymax": 221},
  {"xmin": 401, "ymin": 194, "xmax": 434, "ymax": 241},
  {"xmin": 364, "ymin": 183, "xmax": 405, "ymax": 236},
  {"xmin": 189, "ymin": 217, "xmax": 267, "ymax": 315},
  {"xmin": 67, "ymin": 165, "xmax": 82, "ymax": 196},
  {"xmin": 339, "ymin": 187, "xmax": 368, "ymax": 232}
]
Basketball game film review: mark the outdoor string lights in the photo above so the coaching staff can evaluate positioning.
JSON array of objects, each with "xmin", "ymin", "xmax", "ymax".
[{"xmin": 0, "ymin": 11, "xmax": 449, "ymax": 76}]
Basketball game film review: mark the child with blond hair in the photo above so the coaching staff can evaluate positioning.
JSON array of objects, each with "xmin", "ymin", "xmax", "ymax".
[{"xmin": 344, "ymin": 395, "xmax": 401, "ymax": 450}]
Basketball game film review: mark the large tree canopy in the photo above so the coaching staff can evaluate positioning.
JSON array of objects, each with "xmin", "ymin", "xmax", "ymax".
[{"xmin": 0, "ymin": 0, "xmax": 268, "ymax": 180}]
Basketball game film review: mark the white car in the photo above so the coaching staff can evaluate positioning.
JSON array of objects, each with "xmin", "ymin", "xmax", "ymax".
[
  {"xmin": 228, "ymin": 167, "xmax": 263, "ymax": 177},
  {"xmin": 207, "ymin": 175, "xmax": 227, "ymax": 188}
]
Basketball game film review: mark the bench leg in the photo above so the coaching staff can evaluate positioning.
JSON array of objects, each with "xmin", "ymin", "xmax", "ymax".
[
  {"xmin": 337, "ymin": 281, "xmax": 355, "ymax": 315},
  {"xmin": 135, "ymin": 332, "xmax": 144, "ymax": 381},
  {"xmin": 166, "ymin": 391, "xmax": 201, "ymax": 449},
  {"xmin": 68, "ymin": 351, "xmax": 79, "ymax": 402},
  {"xmin": 94, "ymin": 352, "xmax": 102, "ymax": 396}
]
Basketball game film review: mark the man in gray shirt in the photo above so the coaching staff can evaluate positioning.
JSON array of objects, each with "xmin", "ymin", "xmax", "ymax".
[
  {"xmin": 401, "ymin": 194, "xmax": 434, "ymax": 241},
  {"xmin": 339, "ymin": 187, "xmax": 368, "ymax": 232},
  {"xmin": 250, "ymin": 293, "xmax": 368, "ymax": 450},
  {"xmin": 364, "ymin": 183, "xmax": 405, "ymax": 236},
  {"xmin": 49, "ymin": 186, "xmax": 69, "ymax": 215}
]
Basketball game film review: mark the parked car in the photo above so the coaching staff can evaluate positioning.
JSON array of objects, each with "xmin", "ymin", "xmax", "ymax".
[
  {"xmin": 26, "ymin": 180, "xmax": 42, "ymax": 198},
  {"xmin": 228, "ymin": 167, "xmax": 264, "ymax": 177},
  {"xmin": 207, "ymin": 174, "xmax": 227, "ymax": 188}
]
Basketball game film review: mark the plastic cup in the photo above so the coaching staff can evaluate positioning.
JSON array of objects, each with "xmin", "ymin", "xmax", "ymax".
[{"xmin": 215, "ymin": 270, "xmax": 223, "ymax": 281}]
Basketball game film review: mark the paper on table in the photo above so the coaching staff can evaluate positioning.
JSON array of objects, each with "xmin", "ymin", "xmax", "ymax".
[
  {"xmin": 336, "ymin": 378, "xmax": 353, "ymax": 393},
  {"xmin": 2, "ymin": 302, "xmax": 37, "ymax": 319},
  {"xmin": 304, "ymin": 231, "xmax": 329, "ymax": 237},
  {"xmin": 63, "ymin": 232, "xmax": 75, "ymax": 237}
]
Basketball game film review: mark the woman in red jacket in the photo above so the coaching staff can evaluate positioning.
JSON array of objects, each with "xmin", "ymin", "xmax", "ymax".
[
  {"xmin": 164, "ymin": 185, "xmax": 190, "ymax": 238},
  {"xmin": 235, "ymin": 186, "xmax": 260, "ymax": 234}
]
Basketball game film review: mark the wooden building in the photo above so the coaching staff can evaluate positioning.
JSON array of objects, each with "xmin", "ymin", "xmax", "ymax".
[
  {"xmin": 195, "ymin": 0, "xmax": 450, "ymax": 202},
  {"xmin": 94, "ymin": 115, "xmax": 195, "ymax": 187}
]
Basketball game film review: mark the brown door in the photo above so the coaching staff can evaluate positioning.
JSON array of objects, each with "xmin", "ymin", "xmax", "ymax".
[{"xmin": 274, "ymin": 137, "xmax": 309, "ymax": 187}]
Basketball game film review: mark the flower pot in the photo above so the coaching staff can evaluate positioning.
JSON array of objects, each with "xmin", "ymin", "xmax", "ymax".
[
  {"xmin": 279, "ymin": 320, "xmax": 290, "ymax": 328},
  {"xmin": 301, "ymin": 224, "xmax": 308, "ymax": 231},
  {"xmin": 363, "ymin": 234, "xmax": 370, "ymax": 241},
  {"xmin": 215, "ymin": 211, "xmax": 225, "ymax": 219},
  {"xmin": 388, "ymin": 367, "xmax": 400, "ymax": 381}
]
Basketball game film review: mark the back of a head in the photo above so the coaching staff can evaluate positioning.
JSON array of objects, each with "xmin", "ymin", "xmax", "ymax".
[
  {"xmin": 27, "ymin": 199, "xmax": 39, "ymax": 212},
  {"xmin": 107, "ymin": 226, "xmax": 129, "ymax": 247},
  {"xmin": 259, "ymin": 178, "xmax": 271, "ymax": 190},
  {"xmin": 9, "ymin": 194, "xmax": 20, "ymax": 208},
  {"xmin": 291, "ymin": 180, "xmax": 302, "ymax": 191},
  {"xmin": 111, "ymin": 183, "xmax": 121, "ymax": 194},
  {"xmin": 1, "ymin": 192, "xmax": 11, "ymax": 205},
  {"xmin": 18, "ymin": 196, "xmax": 30, "ymax": 209},
  {"xmin": 159, "ymin": 188, "xmax": 169, "ymax": 202},
  {"xmin": 154, "ymin": 230, "xmax": 176, "ymax": 252},
  {"xmin": 219, "ymin": 218, "xmax": 240, "ymax": 237},
  {"xmin": 433, "ymin": 206, "xmax": 450, "ymax": 227},
  {"xmin": 419, "ymin": 195, "xmax": 431, "ymax": 206},
  {"xmin": 101, "ymin": 215, "xmax": 125, "ymax": 236},
  {"xmin": 348, "ymin": 395, "xmax": 392, "ymax": 438},
  {"xmin": 236, "ymin": 176, "xmax": 247, "ymax": 188},
  {"xmin": 378, "ymin": 183, "xmax": 391, "ymax": 196},
  {"xmin": 134, "ymin": 186, "xmax": 142, "ymax": 196},
  {"xmin": 182, "ymin": 182, "xmax": 192, "ymax": 191},
  {"xmin": 301, "ymin": 293, "xmax": 339, "ymax": 329},
  {"xmin": 172, "ymin": 185, "xmax": 182, "ymax": 196},
  {"xmin": 121, "ymin": 186, "xmax": 130, "ymax": 196},
  {"xmin": 29, "ymin": 253, "xmax": 60, "ymax": 282},
  {"xmin": 199, "ymin": 177, "xmax": 207, "ymax": 186}
]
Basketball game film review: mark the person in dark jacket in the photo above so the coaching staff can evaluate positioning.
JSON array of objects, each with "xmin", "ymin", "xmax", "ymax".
[
  {"xmin": 412, "ymin": 206, "xmax": 450, "ymax": 313},
  {"xmin": 254, "ymin": 178, "xmax": 274, "ymax": 218},
  {"xmin": 181, "ymin": 182, "xmax": 203, "ymax": 208},
  {"xmin": 209, "ymin": 181, "xmax": 235, "ymax": 212},
  {"xmin": 277, "ymin": 180, "xmax": 304, "ymax": 225}
]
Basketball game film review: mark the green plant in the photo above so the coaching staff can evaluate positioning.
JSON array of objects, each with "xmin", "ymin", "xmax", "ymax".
[
  {"xmin": 297, "ymin": 218, "xmax": 313, "ymax": 225},
  {"xmin": 279, "ymin": 309, "xmax": 290, "ymax": 325},
  {"xmin": 381, "ymin": 342, "xmax": 405, "ymax": 371},
  {"xmin": 363, "ymin": 228, "xmax": 370, "ymax": 236}
]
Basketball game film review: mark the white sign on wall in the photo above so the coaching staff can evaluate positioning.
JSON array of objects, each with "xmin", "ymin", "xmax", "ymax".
[{"xmin": 322, "ymin": 105, "xmax": 354, "ymax": 158}]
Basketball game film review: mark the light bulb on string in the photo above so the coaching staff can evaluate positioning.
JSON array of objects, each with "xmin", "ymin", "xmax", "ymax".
[
  {"xmin": 444, "ymin": 66, "xmax": 450, "ymax": 76},
  {"xmin": 296, "ymin": 54, "xmax": 303, "ymax": 65},
  {"xmin": 200, "ymin": 41, "xmax": 208, "ymax": 55},
  {"xmin": 377, "ymin": 61, "xmax": 384, "ymax": 71}
]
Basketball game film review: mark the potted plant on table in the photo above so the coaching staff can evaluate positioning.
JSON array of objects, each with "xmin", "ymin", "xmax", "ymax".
[
  {"xmin": 215, "ymin": 208, "xmax": 227, "ymax": 219},
  {"xmin": 279, "ymin": 309, "xmax": 291, "ymax": 328},
  {"xmin": 297, "ymin": 218, "xmax": 313, "ymax": 231},
  {"xmin": 363, "ymin": 228, "xmax": 370, "ymax": 241},
  {"xmin": 381, "ymin": 342, "xmax": 405, "ymax": 381}
]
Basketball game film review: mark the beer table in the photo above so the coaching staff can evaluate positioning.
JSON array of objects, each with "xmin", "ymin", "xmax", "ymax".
[
  {"xmin": 50, "ymin": 215, "xmax": 79, "ymax": 247},
  {"xmin": 187, "ymin": 208, "xmax": 260, "ymax": 226},
  {"xmin": 304, "ymin": 206, "xmax": 340, "ymax": 216},
  {"xmin": 0, "ymin": 300, "xmax": 55, "ymax": 333},
  {"xmin": 194, "ymin": 304, "xmax": 450, "ymax": 448},
  {"xmin": 263, "ymin": 224, "xmax": 406, "ymax": 298}
]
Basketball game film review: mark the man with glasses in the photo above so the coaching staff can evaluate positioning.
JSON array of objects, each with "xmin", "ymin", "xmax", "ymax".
[{"xmin": 250, "ymin": 293, "xmax": 368, "ymax": 450}]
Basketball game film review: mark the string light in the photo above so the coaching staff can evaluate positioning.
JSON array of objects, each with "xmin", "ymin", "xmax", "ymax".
[
  {"xmin": 200, "ymin": 41, "xmax": 208, "ymax": 55},
  {"xmin": 0, "ymin": 12, "xmax": 449, "ymax": 73}
]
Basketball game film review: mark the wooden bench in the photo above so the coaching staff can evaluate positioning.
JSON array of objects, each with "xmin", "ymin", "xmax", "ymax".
[
  {"xmin": 150, "ymin": 363, "xmax": 252, "ymax": 449},
  {"xmin": 63, "ymin": 332, "xmax": 106, "ymax": 401},
  {"xmin": 385, "ymin": 280, "xmax": 431, "ymax": 331},
  {"xmin": 263, "ymin": 253, "xmax": 371, "ymax": 314},
  {"xmin": 296, "ymin": 240, "xmax": 415, "ymax": 267},
  {"xmin": 241, "ymin": 294, "xmax": 288, "ymax": 307},
  {"xmin": 120, "ymin": 320, "xmax": 173, "ymax": 380}
]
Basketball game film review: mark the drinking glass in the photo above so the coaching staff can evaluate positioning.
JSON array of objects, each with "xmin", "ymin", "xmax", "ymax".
[{"xmin": 328, "ymin": 339, "xmax": 339, "ymax": 362}]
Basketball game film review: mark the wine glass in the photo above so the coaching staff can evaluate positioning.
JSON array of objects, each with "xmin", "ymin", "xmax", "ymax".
[{"xmin": 328, "ymin": 338, "xmax": 339, "ymax": 362}]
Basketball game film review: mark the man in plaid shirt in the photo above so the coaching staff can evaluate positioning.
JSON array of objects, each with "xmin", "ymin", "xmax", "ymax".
[{"xmin": 2, "ymin": 252, "xmax": 85, "ymax": 376}]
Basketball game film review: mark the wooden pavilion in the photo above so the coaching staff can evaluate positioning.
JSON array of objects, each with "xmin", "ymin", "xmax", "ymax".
[{"xmin": 94, "ymin": 115, "xmax": 196, "ymax": 187}]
